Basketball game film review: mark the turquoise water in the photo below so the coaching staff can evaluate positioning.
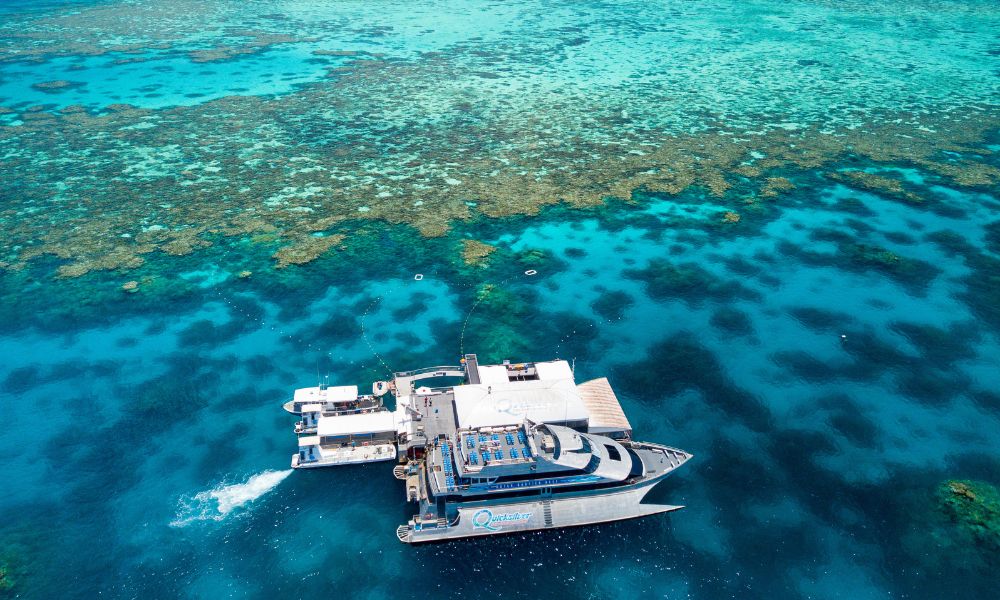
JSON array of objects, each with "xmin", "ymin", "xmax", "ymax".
[{"xmin": 1, "ymin": 0, "xmax": 999, "ymax": 598}]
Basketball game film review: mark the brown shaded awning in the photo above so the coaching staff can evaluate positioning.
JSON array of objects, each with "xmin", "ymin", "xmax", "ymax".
[{"xmin": 577, "ymin": 377, "xmax": 632, "ymax": 436}]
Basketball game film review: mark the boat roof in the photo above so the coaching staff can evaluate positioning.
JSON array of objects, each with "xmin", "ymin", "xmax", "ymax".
[
  {"xmin": 453, "ymin": 377, "xmax": 588, "ymax": 428},
  {"xmin": 317, "ymin": 411, "xmax": 396, "ymax": 436},
  {"xmin": 293, "ymin": 385, "xmax": 358, "ymax": 404},
  {"xmin": 539, "ymin": 423, "xmax": 632, "ymax": 480}
]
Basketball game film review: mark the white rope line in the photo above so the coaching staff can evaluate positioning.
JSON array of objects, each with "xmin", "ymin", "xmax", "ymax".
[{"xmin": 359, "ymin": 295, "xmax": 394, "ymax": 376}]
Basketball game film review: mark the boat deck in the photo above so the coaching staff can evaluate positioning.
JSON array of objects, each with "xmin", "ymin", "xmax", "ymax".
[
  {"xmin": 407, "ymin": 389, "xmax": 459, "ymax": 445},
  {"xmin": 459, "ymin": 428, "xmax": 533, "ymax": 468}
]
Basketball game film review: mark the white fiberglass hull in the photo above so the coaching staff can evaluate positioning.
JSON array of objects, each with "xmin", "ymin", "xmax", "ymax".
[
  {"xmin": 398, "ymin": 482, "xmax": 681, "ymax": 543},
  {"xmin": 292, "ymin": 444, "xmax": 397, "ymax": 468}
]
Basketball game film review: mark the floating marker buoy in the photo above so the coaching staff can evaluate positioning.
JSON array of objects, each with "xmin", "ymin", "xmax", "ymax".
[
  {"xmin": 840, "ymin": 334, "xmax": 847, "ymax": 340},
  {"xmin": 414, "ymin": 274, "xmax": 423, "ymax": 281},
  {"xmin": 524, "ymin": 270, "xmax": 537, "ymax": 276}
]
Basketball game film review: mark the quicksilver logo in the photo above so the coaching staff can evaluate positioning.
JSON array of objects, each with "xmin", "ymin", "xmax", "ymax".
[{"xmin": 471, "ymin": 508, "xmax": 533, "ymax": 531}]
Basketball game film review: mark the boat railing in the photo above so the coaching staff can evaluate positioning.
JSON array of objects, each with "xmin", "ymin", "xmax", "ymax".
[{"xmin": 393, "ymin": 365, "xmax": 465, "ymax": 378}]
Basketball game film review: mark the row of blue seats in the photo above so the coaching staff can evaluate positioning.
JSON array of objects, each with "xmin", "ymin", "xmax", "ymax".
[
  {"xmin": 442, "ymin": 442, "xmax": 455, "ymax": 489},
  {"xmin": 469, "ymin": 433, "xmax": 527, "ymax": 447},
  {"xmin": 474, "ymin": 447, "xmax": 532, "ymax": 463}
]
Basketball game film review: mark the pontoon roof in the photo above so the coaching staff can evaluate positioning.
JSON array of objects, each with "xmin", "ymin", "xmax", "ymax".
[{"xmin": 453, "ymin": 377, "xmax": 589, "ymax": 428}]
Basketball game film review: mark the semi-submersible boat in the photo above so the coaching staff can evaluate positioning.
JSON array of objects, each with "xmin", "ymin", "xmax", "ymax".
[{"xmin": 286, "ymin": 354, "xmax": 691, "ymax": 543}]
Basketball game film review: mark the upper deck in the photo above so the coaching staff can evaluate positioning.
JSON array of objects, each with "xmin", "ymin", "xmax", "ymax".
[
  {"xmin": 457, "ymin": 426, "xmax": 535, "ymax": 473},
  {"xmin": 424, "ymin": 421, "xmax": 655, "ymax": 497}
]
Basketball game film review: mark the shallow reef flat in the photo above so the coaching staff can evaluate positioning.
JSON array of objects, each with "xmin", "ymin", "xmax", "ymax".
[{"xmin": 0, "ymin": 0, "xmax": 998, "ymax": 288}]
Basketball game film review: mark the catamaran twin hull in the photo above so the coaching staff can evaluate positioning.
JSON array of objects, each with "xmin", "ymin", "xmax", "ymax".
[{"xmin": 397, "ymin": 471, "xmax": 684, "ymax": 543}]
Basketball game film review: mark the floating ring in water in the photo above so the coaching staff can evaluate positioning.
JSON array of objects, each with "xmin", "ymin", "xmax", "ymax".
[
  {"xmin": 524, "ymin": 270, "xmax": 537, "ymax": 276},
  {"xmin": 414, "ymin": 274, "xmax": 424, "ymax": 280}
]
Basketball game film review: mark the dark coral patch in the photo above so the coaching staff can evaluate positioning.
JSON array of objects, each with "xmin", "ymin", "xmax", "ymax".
[
  {"xmin": 970, "ymin": 390, "xmax": 1000, "ymax": 412},
  {"xmin": 623, "ymin": 259, "xmax": 761, "ymax": 306},
  {"xmin": 287, "ymin": 309, "xmax": 362, "ymax": 350},
  {"xmin": 709, "ymin": 306, "xmax": 755, "ymax": 337},
  {"xmin": 778, "ymin": 232, "xmax": 941, "ymax": 295},
  {"xmin": 1, "ymin": 366, "xmax": 41, "ymax": 394},
  {"xmin": 591, "ymin": 290, "xmax": 634, "ymax": 321},
  {"xmin": 896, "ymin": 370, "xmax": 968, "ymax": 405},
  {"xmin": 614, "ymin": 332, "xmax": 772, "ymax": 432},
  {"xmin": 770, "ymin": 351, "xmax": 840, "ymax": 382},
  {"xmin": 889, "ymin": 321, "xmax": 979, "ymax": 366},
  {"xmin": 789, "ymin": 306, "xmax": 856, "ymax": 332}
]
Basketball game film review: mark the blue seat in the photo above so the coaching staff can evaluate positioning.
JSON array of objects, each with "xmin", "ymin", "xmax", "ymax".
[
  {"xmin": 494, "ymin": 450, "xmax": 503, "ymax": 460},
  {"xmin": 491, "ymin": 434, "xmax": 499, "ymax": 441},
  {"xmin": 521, "ymin": 448, "xmax": 530, "ymax": 459},
  {"xmin": 479, "ymin": 435, "xmax": 487, "ymax": 443},
  {"xmin": 509, "ymin": 449, "xmax": 518, "ymax": 459}
]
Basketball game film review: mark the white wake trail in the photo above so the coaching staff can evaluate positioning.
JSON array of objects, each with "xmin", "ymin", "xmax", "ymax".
[{"xmin": 170, "ymin": 469, "xmax": 292, "ymax": 527}]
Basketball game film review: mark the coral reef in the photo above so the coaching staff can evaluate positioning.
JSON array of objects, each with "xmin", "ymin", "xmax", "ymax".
[
  {"xmin": 0, "ymin": 72, "xmax": 997, "ymax": 282},
  {"xmin": 591, "ymin": 289, "xmax": 634, "ymax": 322},
  {"xmin": 30, "ymin": 79, "xmax": 84, "ymax": 93},
  {"xmin": 759, "ymin": 176, "xmax": 795, "ymax": 198},
  {"xmin": 938, "ymin": 480, "xmax": 1000, "ymax": 555},
  {"xmin": 624, "ymin": 259, "xmax": 760, "ymax": 306},
  {"xmin": 825, "ymin": 170, "xmax": 924, "ymax": 204},
  {"xmin": 271, "ymin": 234, "xmax": 344, "ymax": 269},
  {"xmin": 0, "ymin": 562, "xmax": 11, "ymax": 594},
  {"xmin": 709, "ymin": 306, "xmax": 755, "ymax": 337},
  {"xmin": 460, "ymin": 239, "xmax": 496, "ymax": 267}
]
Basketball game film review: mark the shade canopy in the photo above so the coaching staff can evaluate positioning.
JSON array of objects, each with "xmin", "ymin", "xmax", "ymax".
[
  {"xmin": 453, "ymin": 378, "xmax": 589, "ymax": 428},
  {"xmin": 317, "ymin": 411, "xmax": 396, "ymax": 437}
]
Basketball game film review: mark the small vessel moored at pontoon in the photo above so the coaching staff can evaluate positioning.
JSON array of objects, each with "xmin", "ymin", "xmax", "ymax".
[
  {"xmin": 292, "ymin": 410, "xmax": 398, "ymax": 468},
  {"xmin": 283, "ymin": 384, "xmax": 382, "ymax": 416}
]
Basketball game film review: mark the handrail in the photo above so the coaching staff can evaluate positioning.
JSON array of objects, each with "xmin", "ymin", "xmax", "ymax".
[{"xmin": 393, "ymin": 365, "xmax": 465, "ymax": 378}]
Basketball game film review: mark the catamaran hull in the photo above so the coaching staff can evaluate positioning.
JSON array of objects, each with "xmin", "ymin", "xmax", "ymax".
[
  {"xmin": 398, "ymin": 481, "xmax": 681, "ymax": 543},
  {"xmin": 292, "ymin": 444, "xmax": 397, "ymax": 469}
]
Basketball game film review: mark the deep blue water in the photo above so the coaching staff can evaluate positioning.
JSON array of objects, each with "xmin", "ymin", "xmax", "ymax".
[{"xmin": 1, "ymin": 1, "xmax": 999, "ymax": 598}]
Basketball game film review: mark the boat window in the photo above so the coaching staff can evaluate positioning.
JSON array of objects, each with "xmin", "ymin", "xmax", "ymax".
[{"xmin": 604, "ymin": 444, "xmax": 621, "ymax": 461}]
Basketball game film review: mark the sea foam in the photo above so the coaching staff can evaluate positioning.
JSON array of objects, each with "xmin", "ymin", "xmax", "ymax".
[{"xmin": 170, "ymin": 469, "xmax": 292, "ymax": 527}]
